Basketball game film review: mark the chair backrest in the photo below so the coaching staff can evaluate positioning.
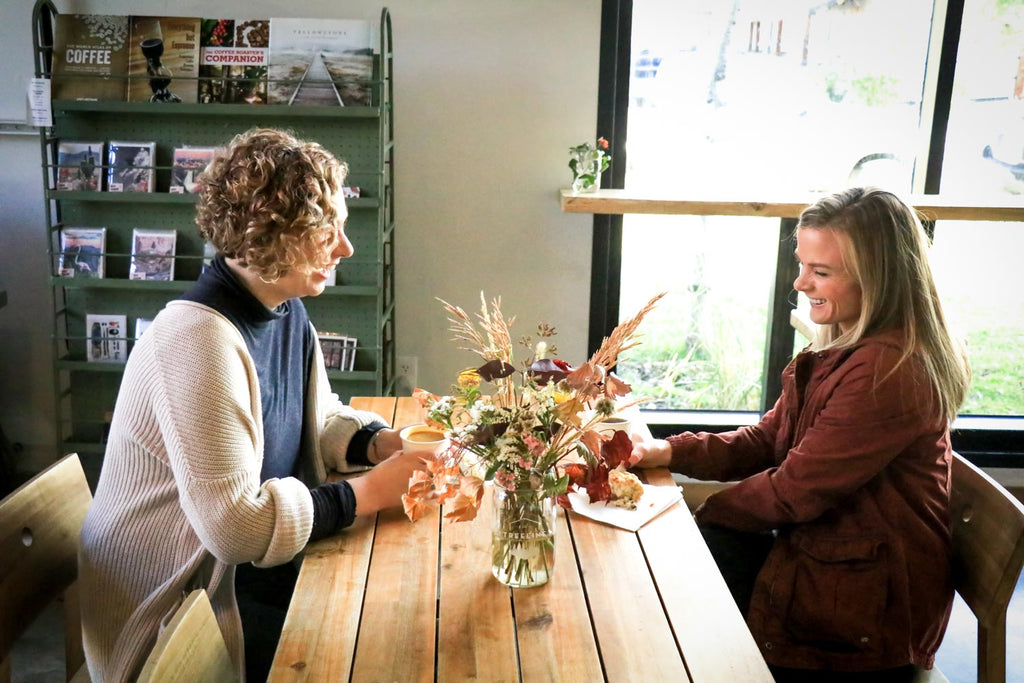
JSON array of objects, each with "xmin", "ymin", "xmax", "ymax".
[
  {"xmin": 137, "ymin": 588, "xmax": 237, "ymax": 683},
  {"xmin": 949, "ymin": 451, "xmax": 1024, "ymax": 683},
  {"xmin": 0, "ymin": 453, "xmax": 92, "ymax": 681}
]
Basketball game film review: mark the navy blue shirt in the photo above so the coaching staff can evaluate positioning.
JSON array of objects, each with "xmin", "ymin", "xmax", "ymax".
[{"xmin": 180, "ymin": 256, "xmax": 311, "ymax": 480}]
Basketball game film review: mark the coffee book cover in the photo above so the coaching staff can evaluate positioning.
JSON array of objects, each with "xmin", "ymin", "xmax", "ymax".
[
  {"xmin": 126, "ymin": 15, "xmax": 201, "ymax": 103},
  {"xmin": 199, "ymin": 18, "xmax": 269, "ymax": 104},
  {"xmin": 51, "ymin": 14, "xmax": 129, "ymax": 101},
  {"xmin": 58, "ymin": 227, "xmax": 106, "ymax": 278},
  {"xmin": 86, "ymin": 313, "xmax": 127, "ymax": 363},
  {"xmin": 268, "ymin": 18, "xmax": 373, "ymax": 106},
  {"xmin": 129, "ymin": 228, "xmax": 177, "ymax": 281},
  {"xmin": 56, "ymin": 141, "xmax": 104, "ymax": 191},
  {"xmin": 170, "ymin": 146, "xmax": 215, "ymax": 193},
  {"xmin": 107, "ymin": 141, "xmax": 155, "ymax": 193}
]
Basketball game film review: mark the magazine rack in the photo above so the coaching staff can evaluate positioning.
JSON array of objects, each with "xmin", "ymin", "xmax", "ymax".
[{"xmin": 32, "ymin": 1, "xmax": 397, "ymax": 473}]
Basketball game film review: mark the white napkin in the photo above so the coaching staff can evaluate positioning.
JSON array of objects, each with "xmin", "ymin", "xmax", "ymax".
[{"xmin": 567, "ymin": 484, "xmax": 683, "ymax": 532}]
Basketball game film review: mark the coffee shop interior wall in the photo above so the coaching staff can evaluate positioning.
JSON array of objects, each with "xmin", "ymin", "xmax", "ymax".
[{"xmin": 0, "ymin": 0, "xmax": 601, "ymax": 477}]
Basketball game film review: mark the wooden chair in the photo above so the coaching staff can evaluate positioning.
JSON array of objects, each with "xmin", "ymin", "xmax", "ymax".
[
  {"xmin": 137, "ymin": 588, "xmax": 237, "ymax": 683},
  {"xmin": 0, "ymin": 453, "xmax": 92, "ymax": 682},
  {"xmin": 916, "ymin": 452, "xmax": 1024, "ymax": 683}
]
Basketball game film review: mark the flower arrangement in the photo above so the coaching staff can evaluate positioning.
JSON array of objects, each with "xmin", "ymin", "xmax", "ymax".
[
  {"xmin": 402, "ymin": 290, "xmax": 664, "ymax": 525},
  {"xmin": 568, "ymin": 137, "xmax": 611, "ymax": 193}
]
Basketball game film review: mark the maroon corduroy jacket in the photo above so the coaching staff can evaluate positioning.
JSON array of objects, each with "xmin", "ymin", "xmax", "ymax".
[{"xmin": 669, "ymin": 330, "xmax": 953, "ymax": 672}]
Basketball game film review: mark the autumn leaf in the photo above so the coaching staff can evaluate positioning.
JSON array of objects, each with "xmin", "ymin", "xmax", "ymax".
[
  {"xmin": 477, "ymin": 359, "xmax": 516, "ymax": 381},
  {"xmin": 601, "ymin": 430, "xmax": 633, "ymax": 470},
  {"xmin": 603, "ymin": 372, "xmax": 632, "ymax": 398},
  {"xmin": 403, "ymin": 494, "xmax": 431, "ymax": 522},
  {"xmin": 528, "ymin": 358, "xmax": 572, "ymax": 385},
  {"xmin": 444, "ymin": 491, "xmax": 480, "ymax": 522}
]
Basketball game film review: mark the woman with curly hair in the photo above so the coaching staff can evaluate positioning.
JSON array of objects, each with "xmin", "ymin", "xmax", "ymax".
[
  {"xmin": 79, "ymin": 128, "xmax": 422, "ymax": 682},
  {"xmin": 631, "ymin": 187, "xmax": 971, "ymax": 682}
]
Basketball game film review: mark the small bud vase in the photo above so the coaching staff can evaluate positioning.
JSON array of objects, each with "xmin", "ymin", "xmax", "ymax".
[
  {"xmin": 490, "ymin": 481, "xmax": 556, "ymax": 588},
  {"xmin": 570, "ymin": 152, "xmax": 604, "ymax": 194}
]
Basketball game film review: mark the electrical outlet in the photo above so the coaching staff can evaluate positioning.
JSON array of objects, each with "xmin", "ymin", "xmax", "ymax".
[{"xmin": 397, "ymin": 355, "xmax": 418, "ymax": 389}]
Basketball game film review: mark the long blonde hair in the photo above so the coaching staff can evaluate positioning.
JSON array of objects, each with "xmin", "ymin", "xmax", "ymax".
[{"xmin": 797, "ymin": 187, "xmax": 970, "ymax": 422}]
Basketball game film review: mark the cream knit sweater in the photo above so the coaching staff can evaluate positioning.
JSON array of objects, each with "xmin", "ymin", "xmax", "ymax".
[{"xmin": 78, "ymin": 301, "xmax": 385, "ymax": 682}]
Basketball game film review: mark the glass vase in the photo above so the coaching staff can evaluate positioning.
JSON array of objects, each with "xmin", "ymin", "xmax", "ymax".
[
  {"xmin": 570, "ymin": 152, "xmax": 604, "ymax": 194},
  {"xmin": 491, "ymin": 482, "xmax": 556, "ymax": 588}
]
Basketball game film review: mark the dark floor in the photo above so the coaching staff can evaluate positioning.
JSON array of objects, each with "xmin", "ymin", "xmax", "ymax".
[{"xmin": 9, "ymin": 574, "xmax": 1024, "ymax": 682}]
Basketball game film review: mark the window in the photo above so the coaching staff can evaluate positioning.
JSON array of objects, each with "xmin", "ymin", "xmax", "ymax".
[{"xmin": 594, "ymin": 0, "xmax": 1024, "ymax": 455}]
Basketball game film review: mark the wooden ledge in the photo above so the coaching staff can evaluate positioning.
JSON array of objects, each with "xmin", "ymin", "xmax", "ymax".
[{"xmin": 560, "ymin": 189, "xmax": 1024, "ymax": 222}]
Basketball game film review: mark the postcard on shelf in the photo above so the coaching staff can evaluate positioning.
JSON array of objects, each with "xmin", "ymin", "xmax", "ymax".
[
  {"xmin": 51, "ymin": 14, "xmax": 129, "ymax": 101},
  {"xmin": 135, "ymin": 317, "xmax": 153, "ymax": 340},
  {"xmin": 56, "ymin": 141, "xmax": 104, "ymax": 191},
  {"xmin": 86, "ymin": 313, "xmax": 127, "ymax": 363},
  {"xmin": 126, "ymin": 15, "xmax": 201, "ymax": 103},
  {"xmin": 317, "ymin": 332, "xmax": 347, "ymax": 371},
  {"xmin": 342, "ymin": 186, "xmax": 360, "ymax": 198},
  {"xmin": 107, "ymin": 141, "xmax": 155, "ymax": 192},
  {"xmin": 170, "ymin": 146, "xmax": 215, "ymax": 193},
  {"xmin": 268, "ymin": 18, "xmax": 374, "ymax": 106},
  {"xmin": 129, "ymin": 228, "xmax": 177, "ymax": 281},
  {"xmin": 58, "ymin": 227, "xmax": 106, "ymax": 278},
  {"xmin": 199, "ymin": 18, "xmax": 269, "ymax": 104}
]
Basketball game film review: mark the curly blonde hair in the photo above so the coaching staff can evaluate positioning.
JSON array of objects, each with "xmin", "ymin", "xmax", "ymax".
[{"xmin": 195, "ymin": 128, "xmax": 349, "ymax": 281}]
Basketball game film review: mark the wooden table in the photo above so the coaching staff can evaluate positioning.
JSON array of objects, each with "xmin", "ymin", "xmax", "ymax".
[{"xmin": 269, "ymin": 397, "xmax": 773, "ymax": 682}]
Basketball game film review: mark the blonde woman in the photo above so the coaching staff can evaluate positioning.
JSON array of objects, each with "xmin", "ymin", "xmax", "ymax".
[
  {"xmin": 632, "ymin": 187, "xmax": 970, "ymax": 682},
  {"xmin": 79, "ymin": 129, "xmax": 421, "ymax": 682}
]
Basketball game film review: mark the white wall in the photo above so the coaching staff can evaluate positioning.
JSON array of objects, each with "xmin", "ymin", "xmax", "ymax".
[{"xmin": 0, "ymin": 0, "xmax": 601, "ymax": 473}]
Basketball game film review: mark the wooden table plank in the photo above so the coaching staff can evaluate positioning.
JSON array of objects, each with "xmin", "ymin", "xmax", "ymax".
[
  {"xmin": 437, "ymin": 482, "xmax": 520, "ymax": 681},
  {"xmin": 512, "ymin": 506, "xmax": 605, "ymax": 682},
  {"xmin": 640, "ymin": 469, "xmax": 774, "ymax": 682},
  {"xmin": 269, "ymin": 514, "xmax": 377, "ymax": 681},
  {"xmin": 569, "ymin": 511, "xmax": 692, "ymax": 682},
  {"xmin": 268, "ymin": 398, "xmax": 398, "ymax": 681},
  {"xmin": 349, "ymin": 503, "xmax": 440, "ymax": 682},
  {"xmin": 348, "ymin": 395, "xmax": 398, "ymax": 424},
  {"xmin": 392, "ymin": 396, "xmax": 426, "ymax": 430}
]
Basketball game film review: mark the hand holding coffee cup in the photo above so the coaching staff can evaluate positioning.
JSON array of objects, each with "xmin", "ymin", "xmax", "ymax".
[{"xmin": 399, "ymin": 424, "xmax": 448, "ymax": 456}]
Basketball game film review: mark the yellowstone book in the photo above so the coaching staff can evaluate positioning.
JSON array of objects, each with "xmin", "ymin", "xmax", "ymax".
[
  {"xmin": 267, "ymin": 18, "xmax": 373, "ymax": 106},
  {"xmin": 199, "ymin": 18, "xmax": 269, "ymax": 104},
  {"xmin": 51, "ymin": 14, "xmax": 129, "ymax": 101},
  {"xmin": 126, "ymin": 15, "xmax": 201, "ymax": 103}
]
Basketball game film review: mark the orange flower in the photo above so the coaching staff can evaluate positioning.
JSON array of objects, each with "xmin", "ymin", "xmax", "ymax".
[{"xmin": 597, "ymin": 137, "xmax": 609, "ymax": 149}]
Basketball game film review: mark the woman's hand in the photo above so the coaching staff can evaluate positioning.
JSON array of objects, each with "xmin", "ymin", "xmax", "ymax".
[
  {"xmin": 348, "ymin": 447, "xmax": 424, "ymax": 516},
  {"xmin": 369, "ymin": 428, "xmax": 404, "ymax": 464},
  {"xmin": 630, "ymin": 438, "xmax": 672, "ymax": 468}
]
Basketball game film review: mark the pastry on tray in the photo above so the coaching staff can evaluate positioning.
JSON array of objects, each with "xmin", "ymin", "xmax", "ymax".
[{"xmin": 607, "ymin": 468, "xmax": 644, "ymax": 510}]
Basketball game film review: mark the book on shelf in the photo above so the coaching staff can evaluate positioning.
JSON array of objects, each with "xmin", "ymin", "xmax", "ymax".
[
  {"xmin": 106, "ymin": 141, "xmax": 156, "ymax": 192},
  {"xmin": 126, "ymin": 15, "xmax": 201, "ymax": 103},
  {"xmin": 129, "ymin": 228, "xmax": 177, "ymax": 281},
  {"xmin": 170, "ymin": 146, "xmax": 215, "ymax": 193},
  {"xmin": 58, "ymin": 227, "xmax": 106, "ymax": 278},
  {"xmin": 267, "ymin": 18, "xmax": 374, "ymax": 106},
  {"xmin": 51, "ymin": 14, "xmax": 129, "ymax": 101},
  {"xmin": 55, "ymin": 141, "xmax": 104, "ymax": 191},
  {"xmin": 86, "ymin": 313, "xmax": 127, "ymax": 363},
  {"xmin": 317, "ymin": 332, "xmax": 356, "ymax": 371},
  {"xmin": 199, "ymin": 18, "xmax": 269, "ymax": 104},
  {"xmin": 344, "ymin": 336, "xmax": 357, "ymax": 371},
  {"xmin": 134, "ymin": 317, "xmax": 153, "ymax": 340}
]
